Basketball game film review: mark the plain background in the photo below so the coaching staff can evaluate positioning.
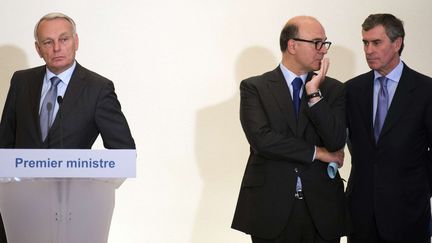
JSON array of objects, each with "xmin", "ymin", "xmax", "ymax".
[{"xmin": 0, "ymin": 1, "xmax": 431, "ymax": 242}]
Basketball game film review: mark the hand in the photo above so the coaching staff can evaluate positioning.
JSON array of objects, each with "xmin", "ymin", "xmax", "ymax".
[
  {"xmin": 305, "ymin": 58, "xmax": 329, "ymax": 93},
  {"xmin": 315, "ymin": 147, "xmax": 344, "ymax": 168}
]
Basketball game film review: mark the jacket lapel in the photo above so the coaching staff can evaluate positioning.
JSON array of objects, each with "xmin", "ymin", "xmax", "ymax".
[
  {"xmin": 357, "ymin": 71, "xmax": 375, "ymax": 145},
  {"xmin": 296, "ymin": 72, "xmax": 314, "ymax": 135},
  {"xmin": 267, "ymin": 67, "xmax": 297, "ymax": 134},
  {"xmin": 51, "ymin": 63, "xmax": 87, "ymax": 130},
  {"xmin": 378, "ymin": 65, "xmax": 416, "ymax": 141},
  {"xmin": 29, "ymin": 66, "xmax": 46, "ymax": 139}
]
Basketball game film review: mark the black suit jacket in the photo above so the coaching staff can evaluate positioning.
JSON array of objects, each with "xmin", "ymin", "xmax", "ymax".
[
  {"xmin": 231, "ymin": 66, "xmax": 349, "ymax": 240},
  {"xmin": 0, "ymin": 62, "xmax": 135, "ymax": 149},
  {"xmin": 346, "ymin": 64, "xmax": 432, "ymax": 241}
]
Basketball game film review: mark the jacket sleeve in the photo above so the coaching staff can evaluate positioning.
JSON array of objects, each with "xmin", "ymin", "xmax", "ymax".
[
  {"xmin": 306, "ymin": 80, "xmax": 346, "ymax": 152},
  {"xmin": 95, "ymin": 80, "xmax": 135, "ymax": 149},
  {"xmin": 0, "ymin": 74, "xmax": 18, "ymax": 148}
]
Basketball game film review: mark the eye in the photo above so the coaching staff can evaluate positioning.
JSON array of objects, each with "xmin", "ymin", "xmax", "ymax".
[
  {"xmin": 59, "ymin": 36, "xmax": 70, "ymax": 43},
  {"xmin": 371, "ymin": 40, "xmax": 381, "ymax": 46},
  {"xmin": 42, "ymin": 40, "xmax": 53, "ymax": 47}
]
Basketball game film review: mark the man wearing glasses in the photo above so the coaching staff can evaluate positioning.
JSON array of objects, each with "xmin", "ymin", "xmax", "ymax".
[{"xmin": 232, "ymin": 16, "xmax": 349, "ymax": 243}]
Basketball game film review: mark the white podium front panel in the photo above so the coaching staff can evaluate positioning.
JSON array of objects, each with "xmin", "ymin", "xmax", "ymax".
[{"xmin": 0, "ymin": 179, "xmax": 116, "ymax": 243}]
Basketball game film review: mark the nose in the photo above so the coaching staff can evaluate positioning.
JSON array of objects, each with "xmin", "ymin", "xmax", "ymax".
[
  {"xmin": 319, "ymin": 46, "xmax": 328, "ymax": 55},
  {"xmin": 364, "ymin": 44, "xmax": 373, "ymax": 54},
  {"xmin": 53, "ymin": 40, "xmax": 61, "ymax": 52}
]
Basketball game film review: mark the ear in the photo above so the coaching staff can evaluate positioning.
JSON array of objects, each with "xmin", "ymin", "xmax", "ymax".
[
  {"xmin": 286, "ymin": 39, "xmax": 296, "ymax": 54},
  {"xmin": 35, "ymin": 41, "xmax": 43, "ymax": 58},
  {"xmin": 74, "ymin": 33, "xmax": 79, "ymax": 51},
  {"xmin": 393, "ymin": 37, "xmax": 403, "ymax": 53}
]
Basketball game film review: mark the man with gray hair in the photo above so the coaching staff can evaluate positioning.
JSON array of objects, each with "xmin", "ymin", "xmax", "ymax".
[
  {"xmin": 0, "ymin": 12, "xmax": 135, "ymax": 241},
  {"xmin": 346, "ymin": 13, "xmax": 432, "ymax": 243}
]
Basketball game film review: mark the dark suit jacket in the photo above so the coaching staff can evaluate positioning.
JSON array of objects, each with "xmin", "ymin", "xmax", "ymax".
[
  {"xmin": 231, "ymin": 66, "xmax": 349, "ymax": 240},
  {"xmin": 0, "ymin": 62, "xmax": 135, "ymax": 149},
  {"xmin": 346, "ymin": 64, "xmax": 432, "ymax": 241}
]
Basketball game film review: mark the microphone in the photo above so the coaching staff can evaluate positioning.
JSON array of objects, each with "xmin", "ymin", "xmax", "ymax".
[{"xmin": 57, "ymin": 96, "xmax": 64, "ymax": 148}]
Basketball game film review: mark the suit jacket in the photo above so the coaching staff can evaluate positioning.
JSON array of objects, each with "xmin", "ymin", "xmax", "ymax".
[
  {"xmin": 346, "ymin": 64, "xmax": 432, "ymax": 241},
  {"xmin": 0, "ymin": 62, "xmax": 135, "ymax": 149},
  {"xmin": 231, "ymin": 66, "xmax": 349, "ymax": 240}
]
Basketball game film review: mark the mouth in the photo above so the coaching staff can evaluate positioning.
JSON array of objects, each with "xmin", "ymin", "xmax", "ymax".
[{"xmin": 52, "ymin": 56, "xmax": 65, "ymax": 62}]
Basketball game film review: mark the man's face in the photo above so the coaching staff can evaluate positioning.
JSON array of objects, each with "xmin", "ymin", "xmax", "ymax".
[
  {"xmin": 292, "ymin": 20, "xmax": 328, "ymax": 74},
  {"xmin": 35, "ymin": 18, "xmax": 79, "ymax": 74},
  {"xmin": 362, "ymin": 25, "xmax": 401, "ymax": 75}
]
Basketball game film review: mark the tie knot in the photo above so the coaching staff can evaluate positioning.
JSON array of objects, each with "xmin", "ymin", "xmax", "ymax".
[
  {"xmin": 50, "ymin": 76, "xmax": 62, "ymax": 87},
  {"xmin": 378, "ymin": 76, "xmax": 388, "ymax": 88},
  {"xmin": 292, "ymin": 77, "xmax": 303, "ymax": 90}
]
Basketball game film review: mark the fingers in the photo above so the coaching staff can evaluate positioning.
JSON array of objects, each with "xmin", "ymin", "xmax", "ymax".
[{"xmin": 320, "ymin": 58, "xmax": 329, "ymax": 77}]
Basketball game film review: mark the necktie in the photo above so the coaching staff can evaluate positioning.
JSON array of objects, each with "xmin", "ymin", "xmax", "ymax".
[
  {"xmin": 40, "ymin": 76, "xmax": 61, "ymax": 141},
  {"xmin": 374, "ymin": 76, "xmax": 389, "ymax": 142},
  {"xmin": 292, "ymin": 77, "xmax": 303, "ymax": 118}
]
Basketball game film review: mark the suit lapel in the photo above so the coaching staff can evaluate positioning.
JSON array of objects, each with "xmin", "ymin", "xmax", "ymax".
[
  {"xmin": 296, "ymin": 72, "xmax": 314, "ymax": 135},
  {"xmin": 267, "ymin": 67, "xmax": 297, "ymax": 134},
  {"xmin": 51, "ymin": 63, "xmax": 88, "ymax": 130},
  {"xmin": 357, "ymin": 71, "xmax": 375, "ymax": 144},
  {"xmin": 29, "ymin": 66, "xmax": 46, "ymax": 138},
  {"xmin": 379, "ymin": 65, "xmax": 416, "ymax": 141}
]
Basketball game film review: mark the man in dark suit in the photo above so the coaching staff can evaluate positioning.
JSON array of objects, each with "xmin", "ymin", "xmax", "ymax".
[
  {"xmin": 346, "ymin": 13, "xmax": 432, "ymax": 243},
  {"xmin": 0, "ymin": 12, "xmax": 135, "ymax": 242},
  {"xmin": 232, "ymin": 16, "xmax": 349, "ymax": 243}
]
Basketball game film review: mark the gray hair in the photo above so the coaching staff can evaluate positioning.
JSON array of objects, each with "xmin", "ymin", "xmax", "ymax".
[{"xmin": 34, "ymin": 12, "xmax": 77, "ymax": 41}]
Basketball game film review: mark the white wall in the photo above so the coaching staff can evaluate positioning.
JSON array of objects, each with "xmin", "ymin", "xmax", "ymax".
[{"xmin": 0, "ymin": 1, "xmax": 431, "ymax": 242}]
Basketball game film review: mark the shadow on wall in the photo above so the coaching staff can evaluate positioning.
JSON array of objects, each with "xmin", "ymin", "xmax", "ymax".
[
  {"xmin": 325, "ymin": 45, "xmax": 357, "ymax": 185},
  {"xmin": 0, "ymin": 45, "xmax": 29, "ymax": 116},
  {"xmin": 327, "ymin": 45, "xmax": 357, "ymax": 82},
  {"xmin": 192, "ymin": 46, "xmax": 277, "ymax": 243}
]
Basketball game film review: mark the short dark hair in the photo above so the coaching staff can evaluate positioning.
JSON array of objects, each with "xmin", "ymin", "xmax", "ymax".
[
  {"xmin": 279, "ymin": 23, "xmax": 299, "ymax": 52},
  {"xmin": 362, "ymin": 13, "xmax": 405, "ymax": 55}
]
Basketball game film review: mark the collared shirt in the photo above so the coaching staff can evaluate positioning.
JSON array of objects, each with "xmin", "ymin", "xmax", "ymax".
[
  {"xmin": 279, "ymin": 63, "xmax": 316, "ymax": 162},
  {"xmin": 372, "ymin": 60, "xmax": 403, "ymax": 122},
  {"xmin": 279, "ymin": 63, "xmax": 308, "ymax": 99},
  {"xmin": 39, "ymin": 61, "xmax": 76, "ymax": 122}
]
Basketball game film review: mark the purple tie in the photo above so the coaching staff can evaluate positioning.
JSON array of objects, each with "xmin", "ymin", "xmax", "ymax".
[
  {"xmin": 292, "ymin": 77, "xmax": 303, "ymax": 119},
  {"xmin": 40, "ymin": 76, "xmax": 61, "ymax": 141},
  {"xmin": 374, "ymin": 76, "xmax": 389, "ymax": 142}
]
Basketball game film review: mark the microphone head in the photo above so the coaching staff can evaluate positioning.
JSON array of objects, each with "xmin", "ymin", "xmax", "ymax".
[
  {"xmin": 57, "ymin": 96, "xmax": 63, "ymax": 104},
  {"xmin": 46, "ymin": 102, "xmax": 53, "ymax": 111}
]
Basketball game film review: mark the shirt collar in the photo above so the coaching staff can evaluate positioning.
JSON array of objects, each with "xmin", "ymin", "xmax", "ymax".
[
  {"xmin": 374, "ymin": 60, "xmax": 403, "ymax": 83},
  {"xmin": 45, "ymin": 60, "xmax": 77, "ymax": 86},
  {"xmin": 279, "ymin": 63, "xmax": 308, "ymax": 85}
]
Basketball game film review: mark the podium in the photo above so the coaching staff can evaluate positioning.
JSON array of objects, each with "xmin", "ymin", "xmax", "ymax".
[{"xmin": 0, "ymin": 149, "xmax": 136, "ymax": 243}]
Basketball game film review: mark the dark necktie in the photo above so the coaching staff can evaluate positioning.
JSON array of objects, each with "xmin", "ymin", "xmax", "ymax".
[
  {"xmin": 40, "ymin": 76, "xmax": 61, "ymax": 141},
  {"xmin": 292, "ymin": 77, "xmax": 303, "ymax": 118},
  {"xmin": 374, "ymin": 76, "xmax": 389, "ymax": 142}
]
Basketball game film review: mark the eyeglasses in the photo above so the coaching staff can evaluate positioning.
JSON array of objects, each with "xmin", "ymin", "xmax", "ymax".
[{"xmin": 292, "ymin": 38, "xmax": 332, "ymax": 50}]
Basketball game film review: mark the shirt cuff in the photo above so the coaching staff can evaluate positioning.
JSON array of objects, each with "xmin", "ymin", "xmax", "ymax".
[
  {"xmin": 308, "ymin": 97, "xmax": 322, "ymax": 107},
  {"xmin": 312, "ymin": 146, "xmax": 316, "ymax": 161}
]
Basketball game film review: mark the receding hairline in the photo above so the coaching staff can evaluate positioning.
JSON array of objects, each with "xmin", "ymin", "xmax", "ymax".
[
  {"xmin": 286, "ymin": 16, "xmax": 321, "ymax": 28},
  {"xmin": 34, "ymin": 12, "xmax": 77, "ymax": 41}
]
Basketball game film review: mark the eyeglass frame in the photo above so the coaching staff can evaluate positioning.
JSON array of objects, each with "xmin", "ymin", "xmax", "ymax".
[{"xmin": 291, "ymin": 38, "xmax": 332, "ymax": 50}]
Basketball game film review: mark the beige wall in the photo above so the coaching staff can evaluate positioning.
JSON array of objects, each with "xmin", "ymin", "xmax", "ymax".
[{"xmin": 0, "ymin": 1, "xmax": 431, "ymax": 242}]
